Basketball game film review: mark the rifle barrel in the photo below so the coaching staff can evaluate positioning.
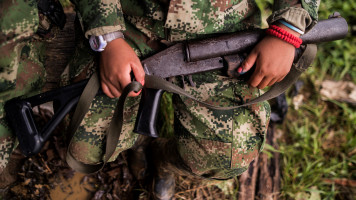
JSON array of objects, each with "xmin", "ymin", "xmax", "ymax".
[
  {"xmin": 186, "ymin": 17, "xmax": 348, "ymax": 62},
  {"xmin": 300, "ymin": 17, "xmax": 348, "ymax": 44}
]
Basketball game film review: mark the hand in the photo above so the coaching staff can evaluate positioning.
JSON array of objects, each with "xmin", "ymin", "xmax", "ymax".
[
  {"xmin": 100, "ymin": 38, "xmax": 145, "ymax": 98},
  {"xmin": 238, "ymin": 24, "xmax": 300, "ymax": 89}
]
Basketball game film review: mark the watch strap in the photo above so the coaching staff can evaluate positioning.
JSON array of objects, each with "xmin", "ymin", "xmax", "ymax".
[{"xmin": 102, "ymin": 31, "xmax": 124, "ymax": 43}]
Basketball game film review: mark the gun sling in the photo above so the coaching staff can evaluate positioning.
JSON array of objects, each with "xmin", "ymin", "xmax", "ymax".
[{"xmin": 66, "ymin": 44, "xmax": 317, "ymax": 174}]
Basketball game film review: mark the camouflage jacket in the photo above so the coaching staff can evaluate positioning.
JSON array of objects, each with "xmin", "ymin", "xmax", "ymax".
[
  {"xmin": 0, "ymin": 0, "xmax": 39, "ymax": 47},
  {"xmin": 71, "ymin": 0, "xmax": 320, "ymax": 42},
  {"xmin": 0, "ymin": 0, "xmax": 320, "ymax": 46}
]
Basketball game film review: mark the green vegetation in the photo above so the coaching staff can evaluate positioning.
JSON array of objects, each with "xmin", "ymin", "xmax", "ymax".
[
  {"xmin": 59, "ymin": 0, "xmax": 72, "ymax": 8},
  {"xmin": 257, "ymin": 1, "xmax": 356, "ymax": 199}
]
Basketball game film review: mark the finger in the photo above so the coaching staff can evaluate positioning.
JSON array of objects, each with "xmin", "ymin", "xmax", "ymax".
[
  {"xmin": 126, "ymin": 64, "xmax": 143, "ymax": 97},
  {"xmin": 257, "ymin": 76, "xmax": 273, "ymax": 89},
  {"xmin": 267, "ymin": 78, "xmax": 278, "ymax": 87},
  {"xmin": 119, "ymin": 71, "xmax": 138, "ymax": 97},
  {"xmin": 132, "ymin": 63, "xmax": 145, "ymax": 86},
  {"xmin": 100, "ymin": 69, "xmax": 122, "ymax": 98},
  {"xmin": 277, "ymin": 75, "xmax": 287, "ymax": 83},
  {"xmin": 238, "ymin": 50, "xmax": 258, "ymax": 74},
  {"xmin": 101, "ymin": 82, "xmax": 115, "ymax": 98},
  {"xmin": 248, "ymin": 67, "xmax": 264, "ymax": 88},
  {"xmin": 106, "ymin": 82, "xmax": 122, "ymax": 98}
]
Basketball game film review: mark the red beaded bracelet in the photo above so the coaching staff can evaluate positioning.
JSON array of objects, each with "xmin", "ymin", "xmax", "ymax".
[{"xmin": 266, "ymin": 25, "xmax": 302, "ymax": 48}]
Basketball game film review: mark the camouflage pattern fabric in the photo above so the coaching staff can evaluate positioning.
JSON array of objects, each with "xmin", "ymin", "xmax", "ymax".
[
  {"xmin": 65, "ymin": 0, "xmax": 318, "ymax": 178},
  {"xmin": 63, "ymin": 1, "xmax": 269, "ymax": 178},
  {"xmin": 0, "ymin": 0, "xmax": 39, "ymax": 47},
  {"xmin": 173, "ymin": 73, "xmax": 270, "ymax": 179},
  {"xmin": 0, "ymin": 0, "xmax": 320, "ymax": 178},
  {"xmin": 0, "ymin": 0, "xmax": 47, "ymax": 173},
  {"xmin": 70, "ymin": 0, "xmax": 126, "ymax": 38},
  {"xmin": 61, "ymin": 21, "xmax": 163, "ymax": 165},
  {"xmin": 301, "ymin": 0, "xmax": 320, "ymax": 20},
  {"xmin": 72, "ymin": 0, "xmax": 320, "ymax": 41},
  {"xmin": 67, "ymin": 92, "xmax": 141, "ymax": 164},
  {"xmin": 63, "ymin": 27, "xmax": 270, "ymax": 178}
]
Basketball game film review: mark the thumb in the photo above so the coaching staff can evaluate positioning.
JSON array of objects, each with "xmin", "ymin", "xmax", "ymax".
[
  {"xmin": 127, "ymin": 64, "xmax": 145, "ymax": 97},
  {"xmin": 238, "ymin": 51, "xmax": 258, "ymax": 74},
  {"xmin": 132, "ymin": 63, "xmax": 145, "ymax": 86}
]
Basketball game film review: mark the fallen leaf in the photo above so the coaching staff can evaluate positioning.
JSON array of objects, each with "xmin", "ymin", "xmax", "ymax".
[
  {"xmin": 292, "ymin": 94, "xmax": 304, "ymax": 110},
  {"xmin": 214, "ymin": 179, "xmax": 235, "ymax": 196},
  {"xmin": 320, "ymin": 80, "xmax": 356, "ymax": 105},
  {"xmin": 23, "ymin": 178, "xmax": 31, "ymax": 185},
  {"xmin": 107, "ymin": 167, "xmax": 120, "ymax": 177},
  {"xmin": 309, "ymin": 186, "xmax": 321, "ymax": 200},
  {"xmin": 295, "ymin": 191, "xmax": 309, "ymax": 200}
]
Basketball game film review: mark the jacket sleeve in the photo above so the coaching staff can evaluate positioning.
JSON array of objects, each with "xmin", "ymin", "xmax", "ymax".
[
  {"xmin": 71, "ymin": 0, "xmax": 126, "ymax": 38},
  {"xmin": 267, "ymin": 0, "xmax": 320, "ymax": 33}
]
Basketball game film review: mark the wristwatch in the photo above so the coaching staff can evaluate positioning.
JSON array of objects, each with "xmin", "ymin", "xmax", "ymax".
[{"xmin": 89, "ymin": 31, "xmax": 124, "ymax": 52}]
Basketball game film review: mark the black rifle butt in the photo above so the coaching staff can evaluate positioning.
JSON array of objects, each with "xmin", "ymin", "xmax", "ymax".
[{"xmin": 3, "ymin": 79, "xmax": 89, "ymax": 156}]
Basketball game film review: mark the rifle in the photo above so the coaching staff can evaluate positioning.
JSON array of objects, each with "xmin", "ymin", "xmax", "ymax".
[{"xmin": 4, "ymin": 14, "xmax": 348, "ymax": 157}]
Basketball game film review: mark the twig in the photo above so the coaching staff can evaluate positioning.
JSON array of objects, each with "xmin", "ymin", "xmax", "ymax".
[
  {"xmin": 174, "ymin": 182, "xmax": 218, "ymax": 195},
  {"xmin": 323, "ymin": 178, "xmax": 356, "ymax": 187},
  {"xmin": 39, "ymin": 155, "xmax": 53, "ymax": 174}
]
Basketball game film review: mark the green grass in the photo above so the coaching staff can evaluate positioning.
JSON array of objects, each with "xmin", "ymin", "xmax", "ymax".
[
  {"xmin": 252, "ymin": 1, "xmax": 356, "ymax": 199},
  {"xmin": 270, "ymin": 1, "xmax": 356, "ymax": 199},
  {"xmin": 280, "ymin": 98, "xmax": 356, "ymax": 199}
]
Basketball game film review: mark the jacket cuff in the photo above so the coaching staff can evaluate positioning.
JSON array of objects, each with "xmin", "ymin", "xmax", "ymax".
[
  {"xmin": 85, "ymin": 25, "xmax": 126, "ymax": 38},
  {"xmin": 267, "ymin": 7, "xmax": 314, "ymax": 33}
]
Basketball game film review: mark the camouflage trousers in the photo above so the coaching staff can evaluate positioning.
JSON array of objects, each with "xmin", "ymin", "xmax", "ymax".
[
  {"xmin": 0, "ymin": 36, "xmax": 47, "ymax": 173},
  {"xmin": 64, "ymin": 20, "xmax": 271, "ymax": 179}
]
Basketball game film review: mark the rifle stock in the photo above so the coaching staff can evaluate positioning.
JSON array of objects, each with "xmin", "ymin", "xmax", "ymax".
[
  {"xmin": 4, "ymin": 15, "xmax": 348, "ymax": 156},
  {"xmin": 4, "ymin": 79, "xmax": 90, "ymax": 156}
]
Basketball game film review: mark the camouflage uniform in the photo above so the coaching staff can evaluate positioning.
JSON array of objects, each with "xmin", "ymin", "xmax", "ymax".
[
  {"xmin": 65, "ymin": 0, "xmax": 320, "ymax": 179},
  {"xmin": 0, "ymin": 0, "xmax": 320, "ymax": 179},
  {"xmin": 0, "ymin": 0, "xmax": 53, "ymax": 173}
]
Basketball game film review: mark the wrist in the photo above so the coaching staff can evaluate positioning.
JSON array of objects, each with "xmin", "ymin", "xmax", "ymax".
[
  {"xmin": 101, "ymin": 37, "xmax": 125, "ymax": 53},
  {"xmin": 266, "ymin": 7, "xmax": 313, "ymax": 33},
  {"xmin": 276, "ymin": 21, "xmax": 302, "ymax": 37},
  {"xmin": 266, "ymin": 25, "xmax": 302, "ymax": 48}
]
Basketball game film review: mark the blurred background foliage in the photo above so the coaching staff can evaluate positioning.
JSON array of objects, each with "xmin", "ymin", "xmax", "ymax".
[{"xmin": 257, "ymin": 0, "xmax": 356, "ymax": 199}]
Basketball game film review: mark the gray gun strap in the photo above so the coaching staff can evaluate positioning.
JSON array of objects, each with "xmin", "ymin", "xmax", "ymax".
[
  {"xmin": 66, "ymin": 44, "xmax": 316, "ymax": 174},
  {"xmin": 144, "ymin": 44, "xmax": 317, "ymax": 109}
]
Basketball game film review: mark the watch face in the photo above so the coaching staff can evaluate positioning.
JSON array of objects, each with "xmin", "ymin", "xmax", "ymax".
[
  {"xmin": 89, "ymin": 35, "xmax": 106, "ymax": 51},
  {"xmin": 92, "ymin": 37, "xmax": 100, "ymax": 49}
]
